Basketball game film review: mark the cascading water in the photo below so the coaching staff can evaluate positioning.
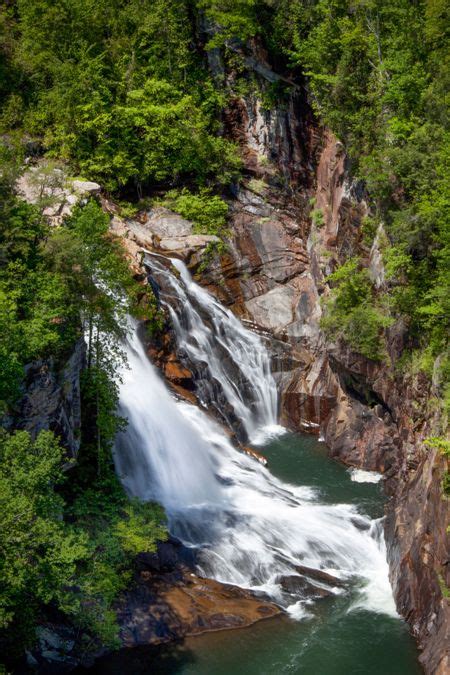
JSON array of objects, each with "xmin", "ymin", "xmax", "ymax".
[
  {"xmin": 147, "ymin": 256, "xmax": 281, "ymax": 444},
  {"xmin": 114, "ymin": 263, "xmax": 398, "ymax": 620}
]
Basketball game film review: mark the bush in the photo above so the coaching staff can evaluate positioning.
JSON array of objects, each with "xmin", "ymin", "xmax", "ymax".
[
  {"xmin": 162, "ymin": 188, "xmax": 229, "ymax": 236},
  {"xmin": 321, "ymin": 258, "xmax": 393, "ymax": 360}
]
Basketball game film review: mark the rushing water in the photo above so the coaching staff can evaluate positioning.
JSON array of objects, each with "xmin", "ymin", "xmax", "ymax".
[
  {"xmin": 147, "ymin": 257, "xmax": 281, "ymax": 443},
  {"xmin": 111, "ymin": 260, "xmax": 420, "ymax": 673}
]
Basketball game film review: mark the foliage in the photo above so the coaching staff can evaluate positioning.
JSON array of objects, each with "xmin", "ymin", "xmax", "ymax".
[
  {"xmin": 0, "ymin": 172, "xmax": 168, "ymax": 656},
  {"xmin": 162, "ymin": 188, "xmax": 229, "ymax": 236},
  {"xmin": 424, "ymin": 437, "xmax": 450, "ymax": 495},
  {"xmin": 263, "ymin": 0, "xmax": 449, "ymax": 399},
  {"xmin": 0, "ymin": 431, "xmax": 87, "ymax": 649},
  {"xmin": 0, "ymin": 176, "xmax": 146, "ymax": 410},
  {"xmin": 0, "ymin": 0, "xmax": 241, "ymax": 193},
  {"xmin": 198, "ymin": 0, "xmax": 261, "ymax": 48},
  {"xmin": 61, "ymin": 473, "xmax": 167, "ymax": 648},
  {"xmin": 321, "ymin": 259, "xmax": 393, "ymax": 360},
  {"xmin": 161, "ymin": 187, "xmax": 231, "ymax": 271},
  {"xmin": 311, "ymin": 207, "xmax": 324, "ymax": 228},
  {"xmin": 0, "ymin": 429, "xmax": 167, "ymax": 656}
]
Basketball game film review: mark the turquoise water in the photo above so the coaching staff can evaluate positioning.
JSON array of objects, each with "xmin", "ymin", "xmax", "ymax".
[{"xmin": 84, "ymin": 432, "xmax": 421, "ymax": 675}]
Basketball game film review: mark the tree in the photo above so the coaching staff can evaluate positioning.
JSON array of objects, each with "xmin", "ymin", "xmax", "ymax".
[{"xmin": 0, "ymin": 431, "xmax": 88, "ymax": 649}]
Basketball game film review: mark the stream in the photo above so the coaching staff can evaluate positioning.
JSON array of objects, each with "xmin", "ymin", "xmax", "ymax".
[{"xmin": 111, "ymin": 260, "xmax": 420, "ymax": 673}]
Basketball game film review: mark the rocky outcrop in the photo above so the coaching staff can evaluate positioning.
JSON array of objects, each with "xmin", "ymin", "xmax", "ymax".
[
  {"xmin": 118, "ymin": 540, "xmax": 280, "ymax": 648},
  {"xmin": 25, "ymin": 539, "xmax": 280, "ymax": 673},
  {"xmin": 6, "ymin": 339, "xmax": 85, "ymax": 457},
  {"xmin": 308, "ymin": 137, "xmax": 449, "ymax": 674},
  {"xmin": 109, "ymin": 206, "xmax": 219, "ymax": 272},
  {"xmin": 16, "ymin": 161, "xmax": 100, "ymax": 226}
]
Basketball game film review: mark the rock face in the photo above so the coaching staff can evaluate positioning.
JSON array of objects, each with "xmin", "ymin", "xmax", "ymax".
[
  {"xmin": 106, "ymin": 60, "xmax": 448, "ymax": 669},
  {"xmin": 109, "ymin": 206, "xmax": 219, "ymax": 269},
  {"xmin": 16, "ymin": 43, "xmax": 447, "ymax": 675},
  {"xmin": 16, "ymin": 162, "xmax": 100, "ymax": 226},
  {"xmin": 6, "ymin": 339, "xmax": 85, "ymax": 457}
]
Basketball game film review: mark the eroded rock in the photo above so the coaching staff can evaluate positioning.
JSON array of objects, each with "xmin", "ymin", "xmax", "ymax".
[{"xmin": 119, "ymin": 539, "xmax": 281, "ymax": 647}]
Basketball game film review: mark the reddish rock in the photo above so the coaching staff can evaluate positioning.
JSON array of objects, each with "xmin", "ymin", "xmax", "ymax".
[
  {"xmin": 117, "ymin": 540, "xmax": 281, "ymax": 647},
  {"xmin": 164, "ymin": 361, "xmax": 193, "ymax": 384}
]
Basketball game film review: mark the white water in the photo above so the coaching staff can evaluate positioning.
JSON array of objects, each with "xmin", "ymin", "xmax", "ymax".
[
  {"xmin": 148, "ymin": 257, "xmax": 282, "ymax": 445},
  {"xmin": 115, "ymin": 310, "xmax": 397, "ymax": 619},
  {"xmin": 349, "ymin": 468, "xmax": 383, "ymax": 484}
]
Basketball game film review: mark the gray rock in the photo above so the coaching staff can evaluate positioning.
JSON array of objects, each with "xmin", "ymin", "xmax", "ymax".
[
  {"xmin": 11, "ymin": 338, "xmax": 85, "ymax": 457},
  {"xmin": 16, "ymin": 163, "xmax": 101, "ymax": 226},
  {"xmin": 72, "ymin": 179, "xmax": 101, "ymax": 194},
  {"xmin": 245, "ymin": 285, "xmax": 296, "ymax": 330},
  {"xmin": 278, "ymin": 574, "xmax": 334, "ymax": 598},
  {"xmin": 145, "ymin": 207, "xmax": 193, "ymax": 238},
  {"xmin": 159, "ymin": 234, "xmax": 219, "ymax": 251},
  {"xmin": 369, "ymin": 223, "xmax": 386, "ymax": 289}
]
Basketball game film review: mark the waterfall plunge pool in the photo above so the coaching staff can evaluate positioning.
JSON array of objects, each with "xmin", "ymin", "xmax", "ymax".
[{"xmin": 91, "ymin": 431, "xmax": 420, "ymax": 675}]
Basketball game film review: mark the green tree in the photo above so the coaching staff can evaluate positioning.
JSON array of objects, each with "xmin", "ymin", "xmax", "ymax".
[{"xmin": 0, "ymin": 430, "xmax": 88, "ymax": 648}]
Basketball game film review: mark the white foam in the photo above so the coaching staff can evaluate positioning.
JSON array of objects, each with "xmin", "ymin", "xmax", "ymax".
[
  {"xmin": 286, "ymin": 601, "xmax": 314, "ymax": 621},
  {"xmin": 349, "ymin": 468, "xmax": 383, "ymax": 484},
  {"xmin": 250, "ymin": 424, "xmax": 287, "ymax": 446}
]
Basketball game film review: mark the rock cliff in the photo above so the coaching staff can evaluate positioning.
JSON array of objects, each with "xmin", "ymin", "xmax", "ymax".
[{"xmin": 5, "ymin": 339, "xmax": 85, "ymax": 458}]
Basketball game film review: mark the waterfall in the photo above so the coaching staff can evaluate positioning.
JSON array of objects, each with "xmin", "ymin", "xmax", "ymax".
[
  {"xmin": 147, "ymin": 256, "xmax": 281, "ymax": 444},
  {"xmin": 115, "ymin": 272, "xmax": 397, "ymax": 618}
]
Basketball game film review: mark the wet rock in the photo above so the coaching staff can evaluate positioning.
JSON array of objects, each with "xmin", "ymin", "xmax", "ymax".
[
  {"xmin": 277, "ymin": 575, "xmax": 334, "ymax": 598},
  {"xmin": 280, "ymin": 355, "xmax": 339, "ymax": 431},
  {"xmin": 293, "ymin": 565, "xmax": 347, "ymax": 589},
  {"xmin": 242, "ymin": 446, "xmax": 268, "ymax": 465},
  {"xmin": 117, "ymin": 541, "xmax": 281, "ymax": 648},
  {"xmin": 164, "ymin": 361, "xmax": 193, "ymax": 385}
]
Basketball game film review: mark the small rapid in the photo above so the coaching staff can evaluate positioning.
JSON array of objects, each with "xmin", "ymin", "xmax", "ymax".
[{"xmin": 114, "ymin": 262, "xmax": 398, "ymax": 620}]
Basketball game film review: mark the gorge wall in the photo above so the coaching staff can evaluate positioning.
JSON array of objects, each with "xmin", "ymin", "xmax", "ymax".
[
  {"xmin": 3, "ymin": 339, "xmax": 85, "ymax": 459},
  {"xmin": 211, "ymin": 59, "xmax": 449, "ymax": 674}
]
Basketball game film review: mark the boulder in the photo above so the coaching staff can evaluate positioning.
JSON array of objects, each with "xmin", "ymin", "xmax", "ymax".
[
  {"xmin": 144, "ymin": 207, "xmax": 193, "ymax": 238},
  {"xmin": 293, "ymin": 565, "xmax": 346, "ymax": 589},
  {"xmin": 16, "ymin": 163, "xmax": 101, "ymax": 226},
  {"xmin": 117, "ymin": 539, "xmax": 281, "ymax": 648},
  {"xmin": 158, "ymin": 234, "xmax": 219, "ymax": 252}
]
